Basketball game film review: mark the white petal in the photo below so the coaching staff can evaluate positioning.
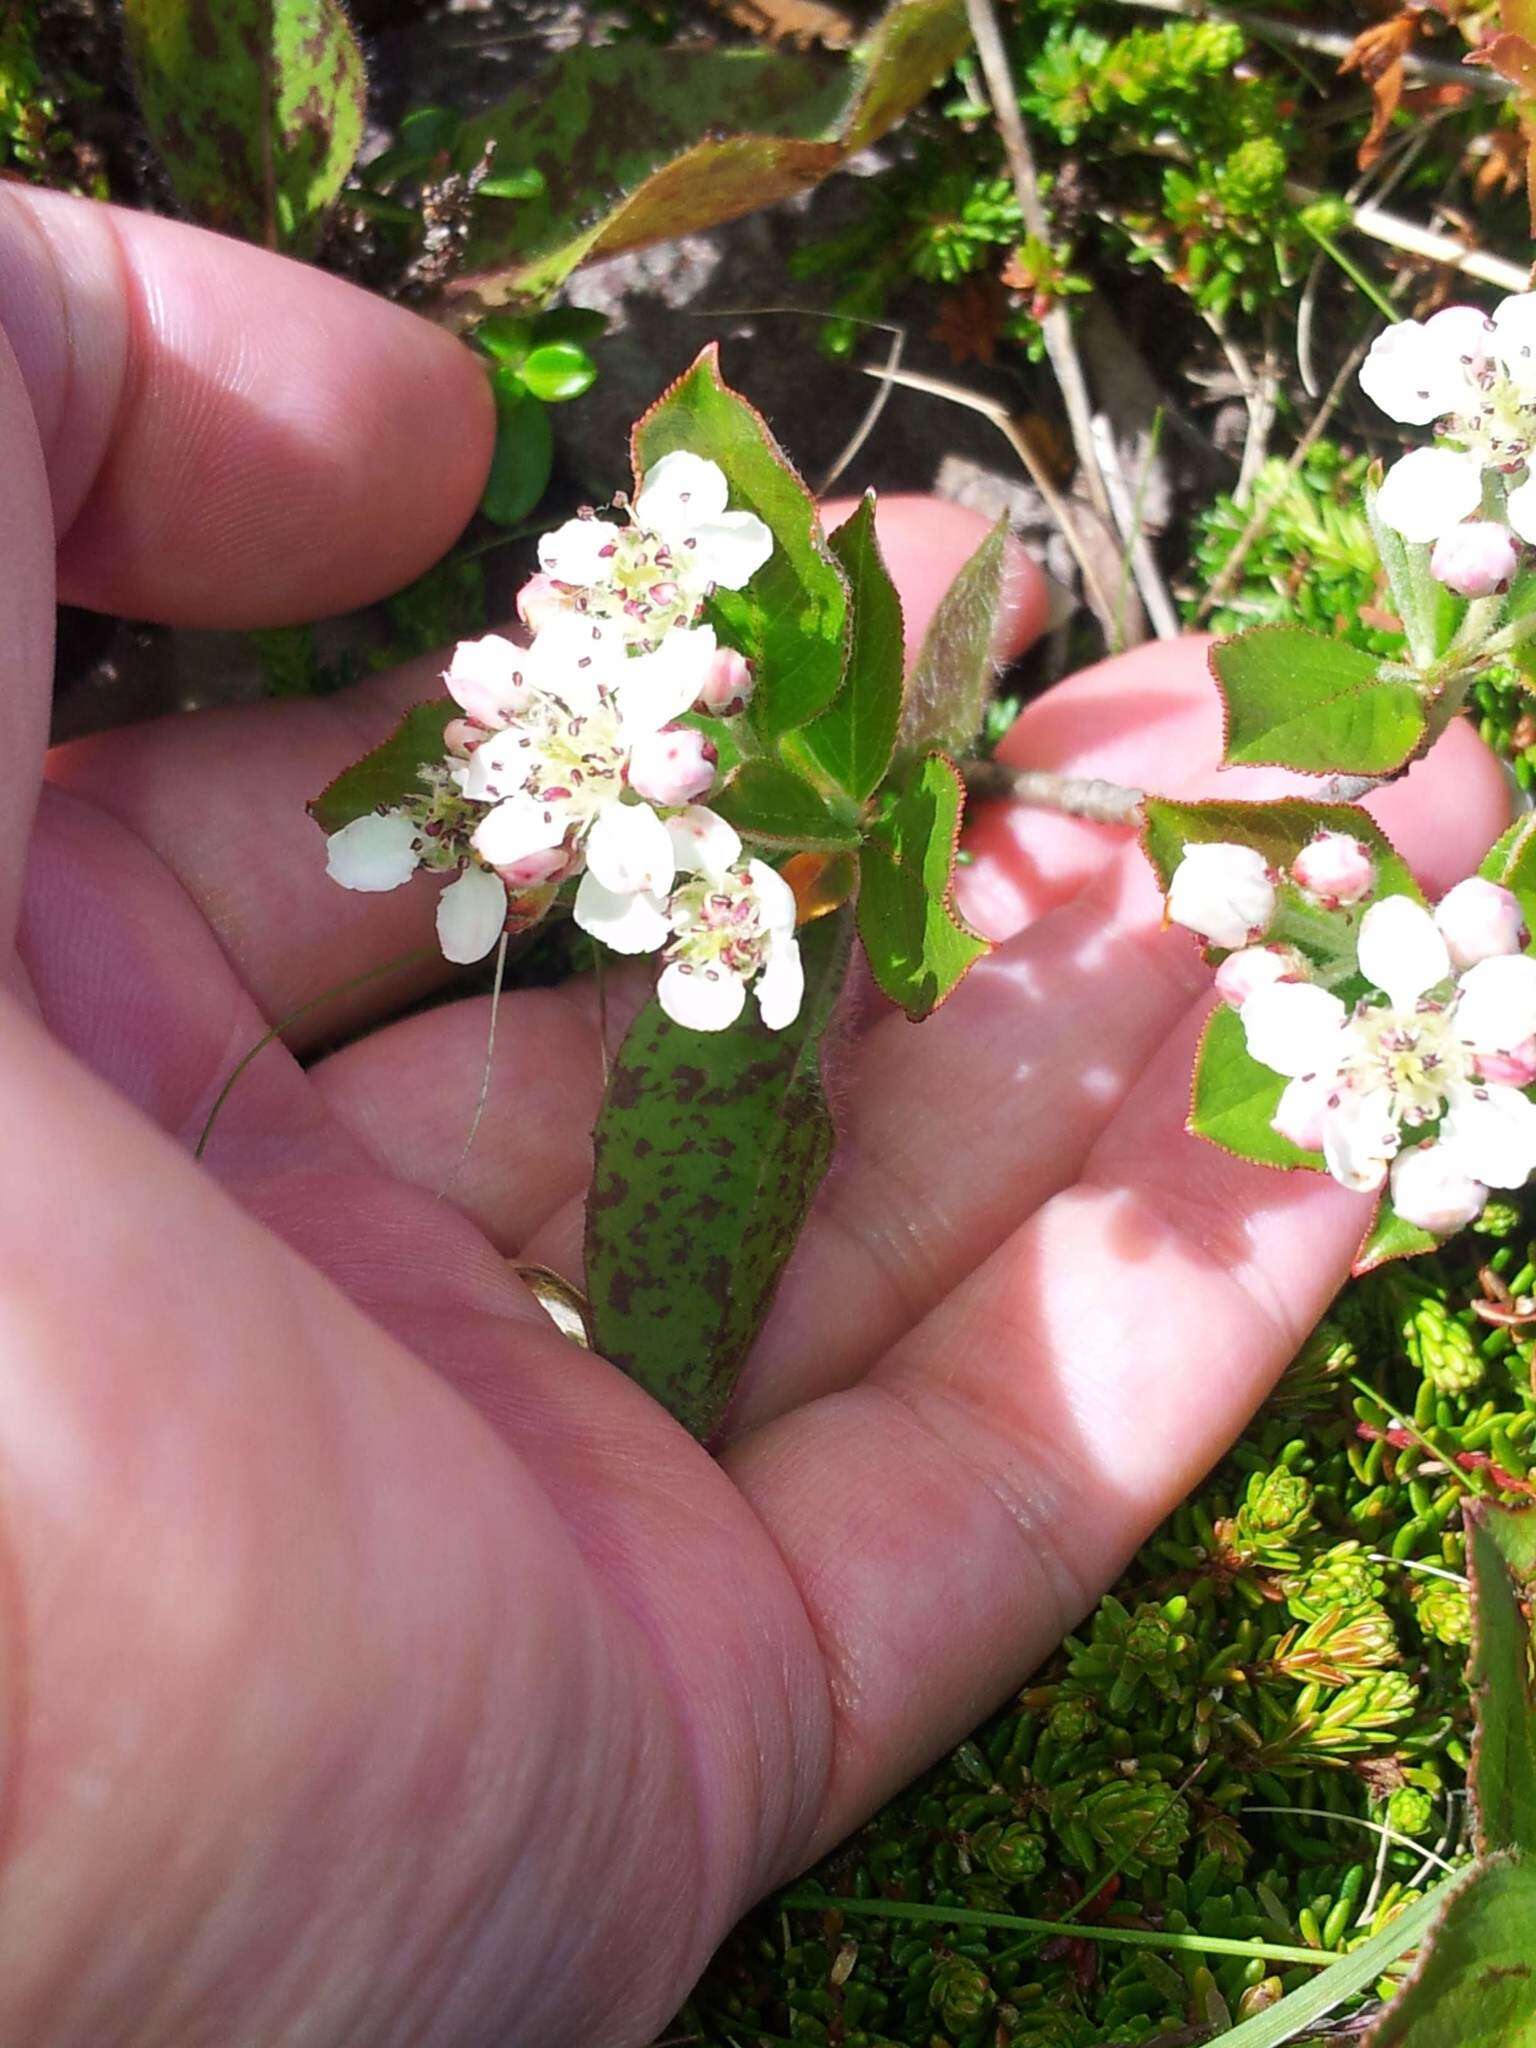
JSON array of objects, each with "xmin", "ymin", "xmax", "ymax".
[
  {"xmin": 444, "ymin": 633, "xmax": 523, "ymax": 724},
  {"xmin": 1390, "ymin": 1142, "xmax": 1487, "ymax": 1234},
  {"xmin": 747, "ymin": 858, "xmax": 798, "ymax": 935},
  {"xmin": 572, "ymin": 872, "xmax": 671, "ymax": 955},
  {"xmin": 471, "ymin": 795, "xmax": 566, "ymax": 868},
  {"xmin": 1359, "ymin": 318, "xmax": 1475, "ymax": 425},
  {"xmin": 1321, "ymin": 1087, "xmax": 1397, "ymax": 1193},
  {"xmin": 1425, "ymin": 304, "xmax": 1497, "ymax": 370},
  {"xmin": 524, "ymin": 613, "xmax": 618, "ymax": 711},
  {"xmin": 668, "ymin": 805, "xmax": 741, "ymax": 879},
  {"xmin": 618, "ymin": 626, "xmax": 719, "ymax": 736},
  {"xmin": 537, "ymin": 515, "xmax": 623, "ymax": 587},
  {"xmin": 1506, "ymin": 475, "xmax": 1536, "ymax": 546},
  {"xmin": 325, "ymin": 812, "xmax": 420, "ymax": 892},
  {"xmin": 1241, "ymin": 981, "xmax": 1349, "ymax": 1080},
  {"xmin": 691, "ymin": 512, "xmax": 774, "ymax": 591},
  {"xmin": 635, "ymin": 450, "xmax": 730, "ymax": 534},
  {"xmin": 459, "ymin": 728, "xmax": 533, "ymax": 804},
  {"xmin": 755, "ymin": 934, "xmax": 804, "ymax": 1029},
  {"xmin": 1357, "ymin": 895, "xmax": 1451, "ymax": 1011},
  {"xmin": 585, "ymin": 800, "xmax": 675, "ymax": 897},
  {"xmin": 1272, "ymin": 1074, "xmax": 1330, "ymax": 1152},
  {"xmin": 1439, "ymin": 1082, "xmax": 1536, "ymax": 1188},
  {"xmin": 1375, "ymin": 447, "xmax": 1483, "ymax": 543},
  {"xmin": 1492, "ymin": 292, "xmax": 1536, "ymax": 386},
  {"xmin": 435, "ymin": 865, "xmax": 507, "ymax": 964},
  {"xmin": 658, "ymin": 958, "xmax": 747, "ymax": 1031},
  {"xmin": 1456, "ymin": 951, "xmax": 1536, "ymax": 1051}
]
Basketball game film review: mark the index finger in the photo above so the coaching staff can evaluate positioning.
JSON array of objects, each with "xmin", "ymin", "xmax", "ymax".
[{"xmin": 1, "ymin": 187, "xmax": 494, "ymax": 627}]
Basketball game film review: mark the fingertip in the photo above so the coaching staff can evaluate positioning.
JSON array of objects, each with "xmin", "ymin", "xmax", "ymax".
[
  {"xmin": 1, "ymin": 190, "xmax": 496, "ymax": 627},
  {"xmin": 822, "ymin": 494, "xmax": 1048, "ymax": 667},
  {"xmin": 1364, "ymin": 717, "xmax": 1513, "ymax": 897}
]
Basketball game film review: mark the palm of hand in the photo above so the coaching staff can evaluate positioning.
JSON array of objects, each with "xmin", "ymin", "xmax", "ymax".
[{"xmin": 0, "ymin": 188, "xmax": 1510, "ymax": 2047}]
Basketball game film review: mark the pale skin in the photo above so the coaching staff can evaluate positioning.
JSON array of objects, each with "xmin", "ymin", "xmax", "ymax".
[{"xmin": 0, "ymin": 186, "xmax": 1514, "ymax": 2047}]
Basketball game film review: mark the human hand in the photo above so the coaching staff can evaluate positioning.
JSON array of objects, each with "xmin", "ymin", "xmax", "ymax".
[{"xmin": 2, "ymin": 189, "xmax": 1511, "ymax": 2046}]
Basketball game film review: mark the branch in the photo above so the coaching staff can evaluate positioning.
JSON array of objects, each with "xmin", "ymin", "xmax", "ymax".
[{"xmin": 962, "ymin": 758, "xmax": 1146, "ymax": 824}]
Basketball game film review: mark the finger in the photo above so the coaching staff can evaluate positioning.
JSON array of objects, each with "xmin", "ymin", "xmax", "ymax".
[
  {"xmin": 722, "ymin": 995, "xmax": 1373, "ymax": 1855},
  {"xmin": 1, "ymin": 186, "xmax": 493, "ymax": 625},
  {"xmin": 52, "ymin": 499, "xmax": 1047, "ymax": 1042},
  {"xmin": 0, "ymin": 298, "xmax": 56, "ymax": 944}
]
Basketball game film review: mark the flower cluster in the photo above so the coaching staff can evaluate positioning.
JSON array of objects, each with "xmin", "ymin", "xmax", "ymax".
[
  {"xmin": 1359, "ymin": 293, "xmax": 1536, "ymax": 595},
  {"xmin": 1169, "ymin": 834, "xmax": 1536, "ymax": 1231},
  {"xmin": 323, "ymin": 452, "xmax": 804, "ymax": 1032}
]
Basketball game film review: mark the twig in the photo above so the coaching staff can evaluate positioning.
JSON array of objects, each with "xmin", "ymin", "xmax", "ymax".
[
  {"xmin": 1234, "ymin": 328, "xmax": 1280, "ymax": 508},
  {"xmin": 962, "ymin": 758, "xmax": 1146, "ymax": 824},
  {"xmin": 962, "ymin": 0, "xmax": 1117, "ymax": 535},
  {"xmin": 1296, "ymin": 185, "xmax": 1533, "ymax": 296},
  {"xmin": 1090, "ymin": 411, "xmax": 1180, "ymax": 640},
  {"xmin": 816, "ymin": 321, "xmax": 906, "ymax": 496},
  {"xmin": 858, "ymin": 360, "xmax": 1128, "ymax": 642},
  {"xmin": 1111, "ymin": 0, "xmax": 1511, "ymax": 95}
]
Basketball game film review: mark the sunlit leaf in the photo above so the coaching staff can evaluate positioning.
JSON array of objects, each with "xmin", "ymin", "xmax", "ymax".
[
  {"xmin": 797, "ymin": 494, "xmax": 905, "ymax": 802},
  {"xmin": 897, "ymin": 515, "xmax": 1009, "ymax": 759},
  {"xmin": 715, "ymin": 759, "xmax": 862, "ymax": 849},
  {"xmin": 308, "ymin": 701, "xmax": 455, "ymax": 832},
  {"xmin": 1211, "ymin": 625, "xmax": 1425, "ymax": 777},
  {"xmin": 858, "ymin": 752, "xmax": 989, "ymax": 1018}
]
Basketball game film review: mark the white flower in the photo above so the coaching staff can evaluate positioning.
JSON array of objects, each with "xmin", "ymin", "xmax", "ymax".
[
  {"xmin": 627, "ymin": 725, "xmax": 718, "ymax": 807},
  {"xmin": 1435, "ymin": 876, "xmax": 1527, "ymax": 969},
  {"xmin": 1290, "ymin": 831, "xmax": 1375, "ymax": 910},
  {"xmin": 1214, "ymin": 944, "xmax": 1305, "ymax": 1008},
  {"xmin": 1389, "ymin": 1143, "xmax": 1488, "ymax": 1235},
  {"xmin": 325, "ymin": 811, "xmax": 422, "ymax": 892},
  {"xmin": 461, "ymin": 616, "xmax": 716, "ymax": 895},
  {"xmin": 1166, "ymin": 841, "xmax": 1277, "ymax": 950},
  {"xmin": 1236, "ymin": 892, "xmax": 1536, "ymax": 1205},
  {"xmin": 537, "ymin": 454, "xmax": 772, "ymax": 648},
  {"xmin": 644, "ymin": 814, "xmax": 804, "ymax": 1032},
  {"xmin": 443, "ymin": 632, "xmax": 529, "ymax": 728},
  {"xmin": 1430, "ymin": 521, "xmax": 1518, "ymax": 596},
  {"xmin": 1361, "ymin": 294, "xmax": 1536, "ymax": 543}
]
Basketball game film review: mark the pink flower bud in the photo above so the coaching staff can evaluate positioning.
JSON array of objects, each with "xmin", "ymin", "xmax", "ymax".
[
  {"xmin": 443, "ymin": 718, "xmax": 481, "ymax": 759},
  {"xmin": 627, "ymin": 726, "xmax": 718, "ymax": 807},
  {"xmin": 1429, "ymin": 520, "xmax": 1519, "ymax": 597},
  {"xmin": 1390, "ymin": 1143, "xmax": 1488, "ymax": 1235},
  {"xmin": 1434, "ymin": 876, "xmax": 1527, "ymax": 969},
  {"xmin": 697, "ymin": 646, "xmax": 754, "ymax": 717},
  {"xmin": 1166, "ymin": 841, "xmax": 1276, "ymax": 949},
  {"xmin": 515, "ymin": 573, "xmax": 569, "ymax": 636},
  {"xmin": 1474, "ymin": 1034, "xmax": 1536, "ymax": 1087},
  {"xmin": 494, "ymin": 845, "xmax": 572, "ymax": 890},
  {"xmin": 1290, "ymin": 831, "xmax": 1376, "ymax": 910},
  {"xmin": 1271, "ymin": 1074, "xmax": 1330, "ymax": 1153},
  {"xmin": 1214, "ymin": 944, "xmax": 1306, "ymax": 1008}
]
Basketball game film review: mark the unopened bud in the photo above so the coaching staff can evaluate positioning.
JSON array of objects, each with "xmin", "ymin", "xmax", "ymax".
[
  {"xmin": 627, "ymin": 725, "xmax": 718, "ymax": 806},
  {"xmin": 495, "ymin": 845, "xmax": 572, "ymax": 890},
  {"xmin": 1214, "ymin": 944, "xmax": 1306, "ymax": 1008},
  {"xmin": 1430, "ymin": 520, "xmax": 1518, "ymax": 597},
  {"xmin": 443, "ymin": 718, "xmax": 481, "ymax": 759},
  {"xmin": 697, "ymin": 646, "xmax": 754, "ymax": 717},
  {"xmin": 1166, "ymin": 841, "xmax": 1277, "ymax": 949},
  {"xmin": 1390, "ymin": 1143, "xmax": 1488, "ymax": 1235},
  {"xmin": 1435, "ymin": 876, "xmax": 1527, "ymax": 968},
  {"xmin": 1291, "ymin": 831, "xmax": 1375, "ymax": 910}
]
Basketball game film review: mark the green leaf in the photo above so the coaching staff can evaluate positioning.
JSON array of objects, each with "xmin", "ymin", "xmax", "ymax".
[
  {"xmin": 1352, "ymin": 1198, "xmax": 1440, "ymax": 1277},
  {"xmin": 121, "ymin": 0, "xmax": 367, "ymax": 251},
  {"xmin": 1479, "ymin": 816, "xmax": 1536, "ymax": 935},
  {"xmin": 475, "ymin": 168, "xmax": 546, "ymax": 201},
  {"xmin": 481, "ymin": 374, "xmax": 553, "ymax": 526},
  {"xmin": 858, "ymin": 753, "xmax": 989, "ymax": 1019},
  {"xmin": 439, "ymin": 1, "xmax": 969, "ymax": 304},
  {"xmin": 714, "ymin": 759, "xmax": 862, "ymax": 850},
  {"xmin": 519, "ymin": 340, "xmax": 598, "ymax": 403},
  {"xmin": 308, "ymin": 701, "xmax": 455, "ymax": 832},
  {"xmin": 585, "ymin": 908, "xmax": 853, "ymax": 1441},
  {"xmin": 1211, "ymin": 626, "xmax": 1426, "ymax": 777},
  {"xmin": 633, "ymin": 344, "xmax": 848, "ymax": 735},
  {"xmin": 897, "ymin": 515, "xmax": 1008, "ymax": 758},
  {"xmin": 473, "ymin": 315, "xmax": 534, "ymax": 369},
  {"xmin": 1189, "ymin": 1002, "xmax": 1320, "ymax": 1169},
  {"xmin": 1214, "ymin": 1882, "xmax": 1451, "ymax": 2048},
  {"xmin": 1366, "ymin": 1855, "xmax": 1536, "ymax": 2046},
  {"xmin": 1142, "ymin": 798, "xmax": 1423, "ymax": 908},
  {"xmin": 1466, "ymin": 1504, "xmax": 1536, "ymax": 1857},
  {"xmin": 797, "ymin": 494, "xmax": 906, "ymax": 802}
]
